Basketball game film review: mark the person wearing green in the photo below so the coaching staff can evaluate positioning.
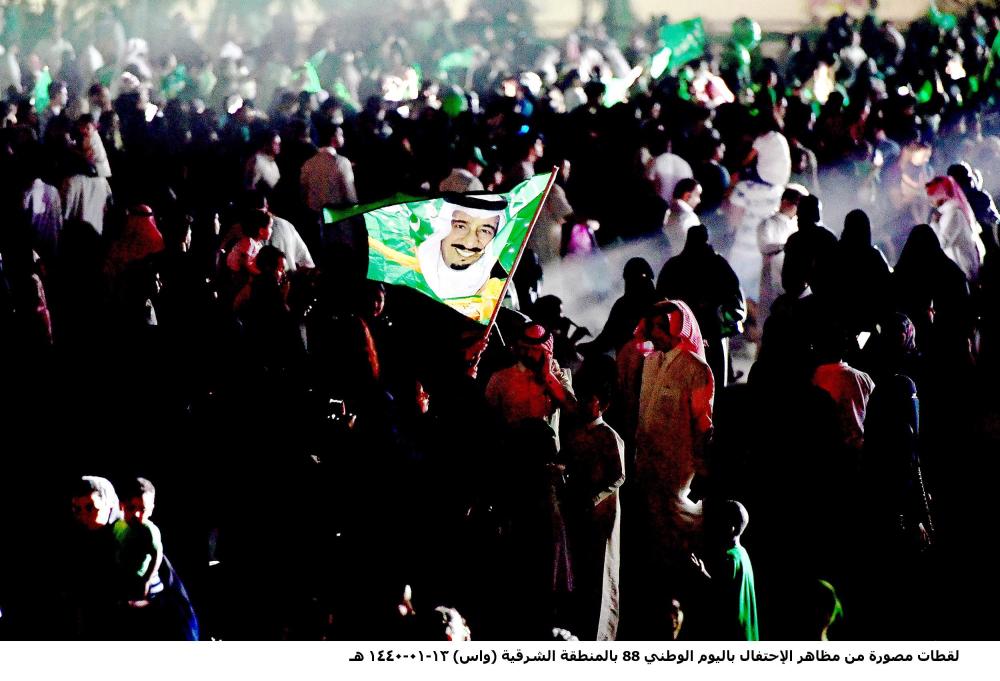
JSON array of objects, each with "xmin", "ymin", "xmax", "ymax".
[
  {"xmin": 112, "ymin": 477, "xmax": 165, "ymax": 605},
  {"xmin": 722, "ymin": 17, "xmax": 762, "ymax": 96},
  {"xmin": 695, "ymin": 499, "xmax": 759, "ymax": 640}
]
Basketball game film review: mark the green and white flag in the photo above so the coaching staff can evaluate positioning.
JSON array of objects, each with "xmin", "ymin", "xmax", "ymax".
[
  {"xmin": 325, "ymin": 174, "xmax": 553, "ymax": 324},
  {"xmin": 436, "ymin": 47, "xmax": 477, "ymax": 78},
  {"xmin": 653, "ymin": 18, "xmax": 707, "ymax": 78}
]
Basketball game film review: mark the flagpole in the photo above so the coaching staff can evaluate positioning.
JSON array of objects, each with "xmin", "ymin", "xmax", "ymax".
[{"xmin": 483, "ymin": 166, "xmax": 561, "ymax": 336}]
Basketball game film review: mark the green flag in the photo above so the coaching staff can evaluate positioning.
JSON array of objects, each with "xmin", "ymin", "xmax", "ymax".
[
  {"xmin": 928, "ymin": 1, "xmax": 957, "ymax": 32},
  {"xmin": 985, "ymin": 32, "xmax": 1000, "ymax": 85},
  {"xmin": 291, "ymin": 49, "xmax": 327, "ymax": 94},
  {"xmin": 916, "ymin": 78, "xmax": 935, "ymax": 104},
  {"xmin": 299, "ymin": 62, "xmax": 322, "ymax": 94},
  {"xmin": 323, "ymin": 193, "xmax": 422, "ymax": 225},
  {"xmin": 161, "ymin": 64, "xmax": 189, "ymax": 99},
  {"xmin": 326, "ymin": 175, "xmax": 552, "ymax": 324},
  {"xmin": 658, "ymin": 18, "xmax": 707, "ymax": 73},
  {"xmin": 436, "ymin": 47, "xmax": 477, "ymax": 78},
  {"xmin": 308, "ymin": 49, "xmax": 327, "ymax": 70},
  {"xmin": 331, "ymin": 80, "xmax": 359, "ymax": 111}
]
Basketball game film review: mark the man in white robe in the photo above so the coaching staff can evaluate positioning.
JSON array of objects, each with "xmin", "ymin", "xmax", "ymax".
[
  {"xmin": 633, "ymin": 301, "xmax": 714, "ymax": 572},
  {"xmin": 756, "ymin": 187, "xmax": 803, "ymax": 321}
]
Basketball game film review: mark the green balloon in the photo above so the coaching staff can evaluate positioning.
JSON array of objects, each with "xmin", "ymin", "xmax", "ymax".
[{"xmin": 442, "ymin": 89, "xmax": 467, "ymax": 118}]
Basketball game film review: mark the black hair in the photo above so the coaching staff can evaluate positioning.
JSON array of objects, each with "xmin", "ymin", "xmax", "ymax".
[
  {"xmin": 283, "ymin": 117, "xmax": 310, "ymax": 141},
  {"xmin": 242, "ymin": 209, "xmax": 272, "ymax": 238},
  {"xmin": 583, "ymin": 80, "xmax": 607, "ymax": 98},
  {"xmin": 120, "ymin": 476, "xmax": 156, "ymax": 500},
  {"xmin": 239, "ymin": 189, "xmax": 269, "ymax": 213},
  {"xmin": 797, "ymin": 194, "xmax": 823, "ymax": 224},
  {"xmin": 323, "ymin": 123, "xmax": 344, "ymax": 146},
  {"xmin": 673, "ymin": 177, "xmax": 700, "ymax": 200},
  {"xmin": 781, "ymin": 187, "xmax": 804, "ymax": 205},
  {"xmin": 47, "ymin": 80, "xmax": 67, "ymax": 99},
  {"xmin": 644, "ymin": 300, "xmax": 678, "ymax": 326},
  {"xmin": 574, "ymin": 354, "xmax": 617, "ymax": 406},
  {"xmin": 256, "ymin": 244, "xmax": 286, "ymax": 274},
  {"xmin": 160, "ymin": 213, "xmax": 193, "ymax": 246},
  {"xmin": 513, "ymin": 132, "xmax": 542, "ymax": 161},
  {"xmin": 701, "ymin": 135, "xmax": 725, "ymax": 161},
  {"xmin": 253, "ymin": 127, "xmax": 279, "ymax": 149}
]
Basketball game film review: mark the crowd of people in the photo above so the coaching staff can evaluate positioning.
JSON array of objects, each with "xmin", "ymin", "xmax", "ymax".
[{"xmin": 1, "ymin": 0, "xmax": 1000, "ymax": 641}]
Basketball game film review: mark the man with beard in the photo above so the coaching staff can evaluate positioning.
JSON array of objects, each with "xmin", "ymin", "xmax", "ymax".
[{"xmin": 415, "ymin": 192, "xmax": 510, "ymax": 320}]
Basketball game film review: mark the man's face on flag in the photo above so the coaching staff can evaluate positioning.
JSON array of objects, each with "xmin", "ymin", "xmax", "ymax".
[{"xmin": 440, "ymin": 210, "xmax": 499, "ymax": 270}]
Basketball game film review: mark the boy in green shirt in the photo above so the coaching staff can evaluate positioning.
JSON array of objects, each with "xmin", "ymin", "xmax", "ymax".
[
  {"xmin": 112, "ymin": 477, "xmax": 164, "ymax": 606},
  {"xmin": 694, "ymin": 499, "xmax": 758, "ymax": 640}
]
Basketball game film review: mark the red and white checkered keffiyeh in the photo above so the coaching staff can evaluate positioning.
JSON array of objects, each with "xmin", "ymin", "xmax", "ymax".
[
  {"xmin": 522, "ymin": 323, "xmax": 555, "ymax": 355},
  {"xmin": 928, "ymin": 175, "xmax": 981, "ymax": 235},
  {"xmin": 653, "ymin": 299, "xmax": 706, "ymax": 361}
]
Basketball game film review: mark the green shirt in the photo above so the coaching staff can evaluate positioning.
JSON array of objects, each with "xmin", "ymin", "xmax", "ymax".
[
  {"xmin": 112, "ymin": 518, "xmax": 162, "ymax": 579},
  {"xmin": 725, "ymin": 545, "xmax": 759, "ymax": 641}
]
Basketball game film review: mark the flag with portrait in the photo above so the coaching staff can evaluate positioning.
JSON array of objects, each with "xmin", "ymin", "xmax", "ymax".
[{"xmin": 324, "ymin": 173, "xmax": 553, "ymax": 324}]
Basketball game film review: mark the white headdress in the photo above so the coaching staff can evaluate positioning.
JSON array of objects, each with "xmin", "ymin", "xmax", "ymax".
[{"xmin": 416, "ymin": 194, "xmax": 508, "ymax": 299}]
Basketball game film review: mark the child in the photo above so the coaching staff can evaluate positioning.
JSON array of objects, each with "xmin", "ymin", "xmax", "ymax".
[
  {"xmin": 225, "ymin": 209, "xmax": 274, "ymax": 277},
  {"xmin": 112, "ymin": 477, "xmax": 164, "ymax": 606},
  {"xmin": 694, "ymin": 499, "xmax": 758, "ymax": 640},
  {"xmin": 564, "ymin": 355, "xmax": 625, "ymax": 640},
  {"xmin": 71, "ymin": 476, "xmax": 121, "ymax": 531}
]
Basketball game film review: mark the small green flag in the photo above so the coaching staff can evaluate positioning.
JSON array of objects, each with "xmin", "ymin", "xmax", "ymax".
[
  {"xmin": 331, "ymin": 80, "xmax": 359, "ymax": 111},
  {"xmin": 96, "ymin": 64, "xmax": 117, "ymax": 89},
  {"xmin": 161, "ymin": 64, "xmax": 189, "ymax": 99},
  {"xmin": 985, "ymin": 32, "xmax": 1000, "ymax": 84},
  {"xmin": 290, "ymin": 50, "xmax": 327, "ymax": 94},
  {"xmin": 436, "ymin": 48, "xmax": 477, "ymax": 78},
  {"xmin": 326, "ymin": 175, "xmax": 552, "ymax": 324},
  {"xmin": 300, "ymin": 62, "xmax": 322, "ymax": 94},
  {"xmin": 916, "ymin": 78, "xmax": 935, "ymax": 104},
  {"xmin": 308, "ymin": 49, "xmax": 327, "ymax": 70},
  {"xmin": 658, "ymin": 18, "xmax": 707, "ymax": 73}
]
